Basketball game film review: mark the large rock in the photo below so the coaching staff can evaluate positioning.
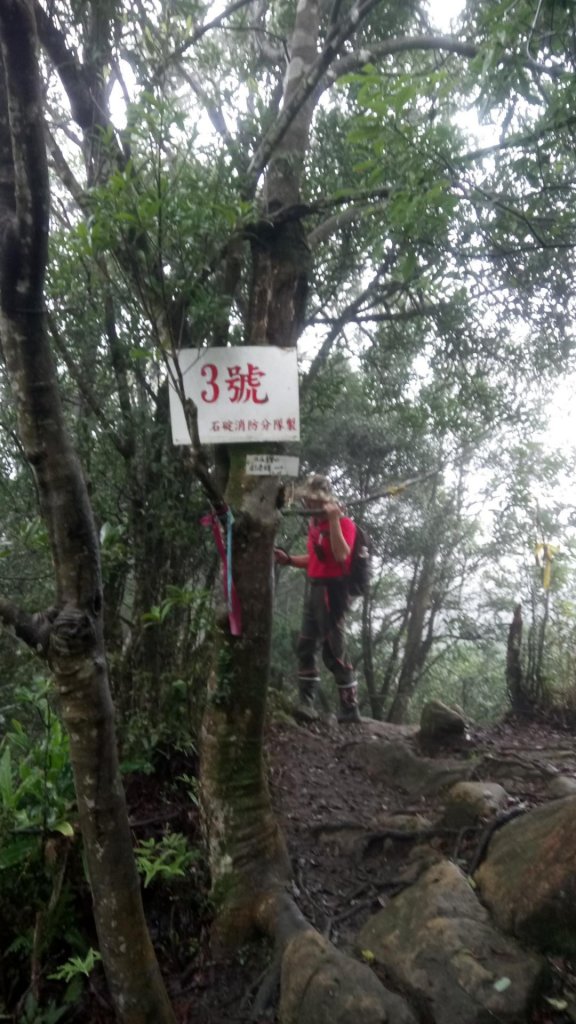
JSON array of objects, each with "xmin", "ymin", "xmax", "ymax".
[
  {"xmin": 475, "ymin": 795, "xmax": 576, "ymax": 954},
  {"xmin": 343, "ymin": 738, "xmax": 475, "ymax": 796},
  {"xmin": 279, "ymin": 928, "xmax": 417, "ymax": 1024},
  {"xmin": 442, "ymin": 781, "xmax": 508, "ymax": 828},
  {"xmin": 420, "ymin": 700, "xmax": 466, "ymax": 743},
  {"xmin": 548, "ymin": 775, "xmax": 576, "ymax": 798},
  {"xmin": 357, "ymin": 860, "xmax": 545, "ymax": 1024}
]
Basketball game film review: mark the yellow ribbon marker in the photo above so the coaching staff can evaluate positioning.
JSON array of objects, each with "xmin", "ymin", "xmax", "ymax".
[{"xmin": 535, "ymin": 543, "xmax": 559, "ymax": 591}]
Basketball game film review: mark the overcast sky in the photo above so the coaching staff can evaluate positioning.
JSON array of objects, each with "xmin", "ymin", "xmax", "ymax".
[{"xmin": 429, "ymin": 0, "xmax": 464, "ymax": 33}]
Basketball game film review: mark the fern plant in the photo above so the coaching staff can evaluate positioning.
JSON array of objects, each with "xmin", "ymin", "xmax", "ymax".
[{"xmin": 135, "ymin": 830, "xmax": 199, "ymax": 887}]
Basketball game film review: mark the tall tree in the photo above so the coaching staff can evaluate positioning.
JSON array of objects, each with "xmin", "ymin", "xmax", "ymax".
[{"xmin": 0, "ymin": 4, "xmax": 175, "ymax": 1021}]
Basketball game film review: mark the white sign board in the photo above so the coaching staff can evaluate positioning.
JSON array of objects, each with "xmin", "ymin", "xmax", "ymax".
[
  {"xmin": 245, "ymin": 454, "xmax": 300, "ymax": 477},
  {"xmin": 168, "ymin": 347, "xmax": 300, "ymax": 445}
]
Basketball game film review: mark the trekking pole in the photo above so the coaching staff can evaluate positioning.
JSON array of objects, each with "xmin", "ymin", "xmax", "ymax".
[{"xmin": 280, "ymin": 465, "xmax": 443, "ymax": 515}]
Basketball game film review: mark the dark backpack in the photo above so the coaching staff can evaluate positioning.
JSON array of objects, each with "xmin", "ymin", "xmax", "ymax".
[{"xmin": 346, "ymin": 524, "xmax": 372, "ymax": 598}]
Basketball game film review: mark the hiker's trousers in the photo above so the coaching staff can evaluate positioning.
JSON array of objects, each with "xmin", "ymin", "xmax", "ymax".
[{"xmin": 297, "ymin": 579, "xmax": 353, "ymax": 687}]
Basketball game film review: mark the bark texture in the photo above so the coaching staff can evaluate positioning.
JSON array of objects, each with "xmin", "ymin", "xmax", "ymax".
[{"xmin": 200, "ymin": 475, "xmax": 292, "ymax": 945}]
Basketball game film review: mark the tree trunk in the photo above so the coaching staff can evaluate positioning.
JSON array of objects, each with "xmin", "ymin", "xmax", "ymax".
[
  {"xmin": 506, "ymin": 602, "xmax": 533, "ymax": 718},
  {"xmin": 199, "ymin": 0, "xmax": 323, "ymax": 941},
  {"xmin": 362, "ymin": 591, "xmax": 384, "ymax": 719},
  {"xmin": 0, "ymin": 6, "xmax": 175, "ymax": 1021},
  {"xmin": 200, "ymin": 474, "xmax": 292, "ymax": 946},
  {"xmin": 387, "ymin": 549, "xmax": 436, "ymax": 723},
  {"xmin": 535, "ymin": 583, "xmax": 550, "ymax": 705}
]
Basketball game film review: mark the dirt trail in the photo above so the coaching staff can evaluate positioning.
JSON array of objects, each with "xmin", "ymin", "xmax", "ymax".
[
  {"xmin": 268, "ymin": 720, "xmax": 413, "ymax": 940},
  {"xmin": 104, "ymin": 715, "xmax": 576, "ymax": 1023},
  {"xmin": 262, "ymin": 714, "xmax": 576, "ymax": 1023}
]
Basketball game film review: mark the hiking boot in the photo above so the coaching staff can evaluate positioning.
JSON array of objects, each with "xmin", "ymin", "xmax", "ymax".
[
  {"xmin": 337, "ymin": 683, "xmax": 362, "ymax": 724},
  {"xmin": 294, "ymin": 675, "xmax": 320, "ymax": 722}
]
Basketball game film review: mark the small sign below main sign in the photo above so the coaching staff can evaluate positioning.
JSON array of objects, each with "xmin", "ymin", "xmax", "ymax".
[
  {"xmin": 246, "ymin": 454, "xmax": 300, "ymax": 477},
  {"xmin": 168, "ymin": 347, "xmax": 300, "ymax": 445}
]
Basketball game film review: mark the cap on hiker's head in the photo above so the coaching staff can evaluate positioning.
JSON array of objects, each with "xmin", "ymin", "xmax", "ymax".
[{"xmin": 297, "ymin": 474, "xmax": 333, "ymax": 503}]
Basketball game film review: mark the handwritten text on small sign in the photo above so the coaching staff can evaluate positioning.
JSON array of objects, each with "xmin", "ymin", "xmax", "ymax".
[
  {"xmin": 245, "ymin": 455, "xmax": 300, "ymax": 476},
  {"xmin": 168, "ymin": 347, "xmax": 300, "ymax": 445}
]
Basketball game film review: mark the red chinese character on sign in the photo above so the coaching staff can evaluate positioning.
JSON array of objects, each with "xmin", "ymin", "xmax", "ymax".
[
  {"xmin": 211, "ymin": 421, "xmax": 221, "ymax": 432},
  {"xmin": 261, "ymin": 419, "xmax": 271, "ymax": 431},
  {"xmin": 235, "ymin": 420, "xmax": 246, "ymax": 432},
  {"xmin": 222, "ymin": 420, "xmax": 234, "ymax": 431},
  {"xmin": 287, "ymin": 418, "xmax": 297, "ymax": 431},
  {"xmin": 248, "ymin": 420, "xmax": 258, "ymax": 431},
  {"xmin": 226, "ymin": 364, "xmax": 269, "ymax": 404},
  {"xmin": 274, "ymin": 419, "xmax": 284, "ymax": 431}
]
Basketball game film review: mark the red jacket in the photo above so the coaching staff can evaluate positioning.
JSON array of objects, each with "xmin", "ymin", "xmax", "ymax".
[{"xmin": 307, "ymin": 516, "xmax": 356, "ymax": 579}]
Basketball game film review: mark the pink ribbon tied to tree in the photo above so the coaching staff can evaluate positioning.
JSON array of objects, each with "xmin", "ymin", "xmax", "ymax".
[{"xmin": 201, "ymin": 506, "xmax": 242, "ymax": 636}]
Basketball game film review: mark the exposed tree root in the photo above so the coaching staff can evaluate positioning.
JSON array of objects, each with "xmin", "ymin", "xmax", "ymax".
[
  {"xmin": 358, "ymin": 824, "xmax": 480, "ymax": 859},
  {"xmin": 322, "ymin": 879, "xmax": 410, "ymax": 940},
  {"xmin": 467, "ymin": 806, "xmax": 528, "ymax": 875},
  {"xmin": 241, "ymin": 954, "xmax": 282, "ymax": 1020},
  {"xmin": 251, "ymin": 887, "xmax": 417, "ymax": 1024}
]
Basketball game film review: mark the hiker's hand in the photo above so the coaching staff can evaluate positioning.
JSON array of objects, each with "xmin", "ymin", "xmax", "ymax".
[
  {"xmin": 324, "ymin": 500, "xmax": 343, "ymax": 521},
  {"xmin": 274, "ymin": 547, "xmax": 291, "ymax": 566}
]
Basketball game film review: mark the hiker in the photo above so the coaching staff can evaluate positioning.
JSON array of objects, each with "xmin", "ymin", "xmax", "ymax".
[{"xmin": 274, "ymin": 474, "xmax": 361, "ymax": 724}]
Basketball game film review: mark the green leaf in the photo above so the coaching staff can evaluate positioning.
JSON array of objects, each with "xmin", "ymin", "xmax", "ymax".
[
  {"xmin": 493, "ymin": 977, "xmax": 511, "ymax": 992},
  {"xmin": 53, "ymin": 821, "xmax": 75, "ymax": 837},
  {"xmin": 544, "ymin": 997, "xmax": 568, "ymax": 1010},
  {"xmin": 0, "ymin": 747, "xmax": 14, "ymax": 808},
  {"xmin": 49, "ymin": 948, "xmax": 102, "ymax": 982}
]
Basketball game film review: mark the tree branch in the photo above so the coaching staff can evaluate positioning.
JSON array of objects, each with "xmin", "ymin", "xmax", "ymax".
[
  {"xmin": 0, "ymin": 0, "xmax": 49, "ymax": 307},
  {"xmin": 328, "ymin": 33, "xmax": 565, "ymax": 84},
  {"xmin": 46, "ymin": 129, "xmax": 88, "ymax": 210},
  {"xmin": 301, "ymin": 257, "xmax": 400, "ymax": 395},
  {"xmin": 33, "ymin": 0, "xmax": 124, "ymax": 176},
  {"xmin": 459, "ymin": 114, "xmax": 576, "ymax": 165},
  {"xmin": 32, "ymin": 1, "xmax": 95, "ymax": 130},
  {"xmin": 179, "ymin": 68, "xmax": 234, "ymax": 149},
  {"xmin": 149, "ymin": 0, "xmax": 254, "ymax": 86},
  {"xmin": 47, "ymin": 312, "xmax": 131, "ymax": 459},
  {"xmin": 308, "ymin": 302, "xmax": 449, "ymax": 325},
  {"xmin": 246, "ymin": 0, "xmax": 383, "ymax": 191},
  {"xmin": 0, "ymin": 0, "xmax": 103, "ymax": 612},
  {"xmin": 307, "ymin": 196, "xmax": 389, "ymax": 247},
  {"xmin": 265, "ymin": 185, "xmax": 390, "ymax": 228},
  {"xmin": 0, "ymin": 597, "xmax": 56, "ymax": 654}
]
